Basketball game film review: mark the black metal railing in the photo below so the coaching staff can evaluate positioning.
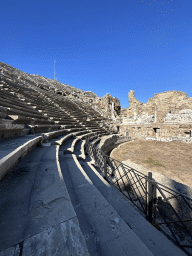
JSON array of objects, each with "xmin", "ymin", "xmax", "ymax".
[{"xmin": 85, "ymin": 136, "xmax": 192, "ymax": 255}]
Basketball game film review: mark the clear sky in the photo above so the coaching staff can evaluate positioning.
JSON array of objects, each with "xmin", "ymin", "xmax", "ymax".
[{"xmin": 1, "ymin": 0, "xmax": 192, "ymax": 108}]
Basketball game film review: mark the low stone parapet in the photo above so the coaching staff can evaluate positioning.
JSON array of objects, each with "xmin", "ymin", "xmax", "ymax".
[
  {"xmin": 0, "ymin": 136, "xmax": 42, "ymax": 179},
  {"xmin": 99, "ymin": 134, "xmax": 131, "ymax": 154}
]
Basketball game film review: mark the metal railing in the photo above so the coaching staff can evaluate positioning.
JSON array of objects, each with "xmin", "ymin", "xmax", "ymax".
[{"xmin": 85, "ymin": 136, "xmax": 192, "ymax": 255}]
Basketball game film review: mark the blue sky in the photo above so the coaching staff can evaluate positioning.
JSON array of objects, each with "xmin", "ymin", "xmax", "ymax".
[{"xmin": 1, "ymin": 0, "xmax": 192, "ymax": 108}]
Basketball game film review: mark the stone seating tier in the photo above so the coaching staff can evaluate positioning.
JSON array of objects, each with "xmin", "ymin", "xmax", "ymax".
[
  {"xmin": 30, "ymin": 118, "xmax": 55, "ymax": 125},
  {"xmin": 81, "ymin": 122, "xmax": 101, "ymax": 127},
  {"xmin": 54, "ymin": 121, "xmax": 80, "ymax": 126},
  {"xmin": 0, "ymin": 107, "xmax": 7, "ymax": 119},
  {"xmin": 64, "ymin": 109, "xmax": 88, "ymax": 117},
  {"xmin": 38, "ymin": 110, "xmax": 72, "ymax": 116},
  {"xmin": 0, "ymin": 98, "xmax": 48, "ymax": 117},
  {"xmin": 31, "ymin": 124, "xmax": 61, "ymax": 133},
  {"xmin": 0, "ymin": 123, "xmax": 25, "ymax": 139},
  {"xmin": 61, "ymin": 124, "xmax": 83, "ymax": 129},
  {"xmin": 8, "ymin": 115, "xmax": 33, "ymax": 125},
  {"xmin": 0, "ymin": 94, "xmax": 39, "ymax": 111},
  {"xmin": 6, "ymin": 108, "xmax": 48, "ymax": 120},
  {"xmin": 49, "ymin": 117, "xmax": 78, "ymax": 122},
  {"xmin": 1, "ymin": 74, "xmax": 113, "ymax": 141}
]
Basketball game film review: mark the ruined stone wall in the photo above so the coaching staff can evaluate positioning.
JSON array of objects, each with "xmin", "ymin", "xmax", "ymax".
[
  {"xmin": 124, "ymin": 90, "xmax": 192, "ymax": 121},
  {"xmin": 93, "ymin": 93, "xmax": 121, "ymax": 118},
  {"xmin": 120, "ymin": 90, "xmax": 192, "ymax": 142}
]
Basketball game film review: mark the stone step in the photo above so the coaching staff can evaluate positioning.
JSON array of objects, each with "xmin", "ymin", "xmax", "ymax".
[
  {"xmin": 80, "ymin": 153, "xmax": 186, "ymax": 255},
  {"xmin": 28, "ymin": 124, "xmax": 60, "ymax": 133},
  {"xmin": 60, "ymin": 124, "xmax": 83, "ymax": 129},
  {"xmin": 65, "ymin": 132, "xmax": 98, "ymax": 154},
  {"xmin": 0, "ymin": 98, "xmax": 44, "ymax": 116},
  {"xmin": 0, "ymin": 135, "xmax": 90, "ymax": 255},
  {"xmin": 58, "ymin": 139, "xmax": 154, "ymax": 256},
  {"xmin": 0, "ymin": 107, "xmax": 7, "ymax": 119},
  {"xmin": 0, "ymin": 123, "xmax": 25, "ymax": 139},
  {"xmin": 6, "ymin": 107, "xmax": 48, "ymax": 119},
  {"xmin": 8, "ymin": 115, "xmax": 33, "ymax": 125},
  {"xmin": 0, "ymin": 92, "xmax": 39, "ymax": 112}
]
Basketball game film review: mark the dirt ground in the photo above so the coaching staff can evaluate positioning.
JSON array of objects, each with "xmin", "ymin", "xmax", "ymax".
[{"xmin": 110, "ymin": 139, "xmax": 192, "ymax": 188}]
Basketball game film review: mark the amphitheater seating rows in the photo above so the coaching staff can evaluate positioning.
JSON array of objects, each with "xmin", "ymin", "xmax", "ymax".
[
  {"xmin": 0, "ymin": 64, "xmax": 185, "ymax": 255},
  {"xmin": 0, "ymin": 65, "xmax": 111, "ymax": 143},
  {"xmin": 1, "ymin": 75, "xmax": 111, "ymax": 135}
]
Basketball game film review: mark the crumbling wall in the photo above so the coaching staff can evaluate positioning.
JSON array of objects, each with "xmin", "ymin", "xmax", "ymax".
[
  {"xmin": 124, "ymin": 90, "xmax": 192, "ymax": 122},
  {"xmin": 93, "ymin": 93, "xmax": 121, "ymax": 118},
  {"xmin": 120, "ymin": 90, "xmax": 192, "ymax": 142}
]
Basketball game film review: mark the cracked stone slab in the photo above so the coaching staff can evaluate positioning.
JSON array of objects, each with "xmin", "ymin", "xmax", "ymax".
[
  {"xmin": 0, "ymin": 145, "xmax": 76, "ymax": 251},
  {"xmin": 0, "ymin": 218, "xmax": 90, "ymax": 256},
  {"xmin": 0, "ymin": 245, "xmax": 20, "ymax": 256}
]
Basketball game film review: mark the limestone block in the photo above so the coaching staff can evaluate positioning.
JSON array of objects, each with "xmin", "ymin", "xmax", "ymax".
[{"xmin": 179, "ymin": 109, "xmax": 192, "ymax": 114}]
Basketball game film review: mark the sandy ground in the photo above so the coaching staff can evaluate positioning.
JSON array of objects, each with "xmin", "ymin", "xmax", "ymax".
[{"xmin": 110, "ymin": 139, "xmax": 192, "ymax": 188}]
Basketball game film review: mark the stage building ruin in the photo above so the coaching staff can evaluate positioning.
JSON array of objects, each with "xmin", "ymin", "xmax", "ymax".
[{"xmin": 120, "ymin": 90, "xmax": 192, "ymax": 143}]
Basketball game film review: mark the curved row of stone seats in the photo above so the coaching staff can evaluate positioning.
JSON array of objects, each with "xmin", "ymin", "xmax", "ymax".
[
  {"xmin": 1, "ymin": 71, "xmax": 111, "ymax": 137},
  {"xmin": 0, "ymin": 89, "xmax": 40, "ymax": 114},
  {"xmin": 1, "ymin": 64, "xmax": 96, "ymax": 121},
  {"xmin": 1, "ymin": 63, "xmax": 187, "ymax": 255},
  {"xmin": 50, "ymin": 95, "xmax": 109, "ymax": 130},
  {"xmin": 0, "ymin": 125, "xmax": 103, "ymax": 180},
  {"xmin": 66, "ymin": 140, "xmax": 186, "ymax": 255},
  {"xmin": 0, "ymin": 129, "xmax": 90, "ymax": 255},
  {"xmin": 63, "ymin": 131, "xmax": 101, "ymax": 154},
  {"xmin": 0, "ymin": 77, "xmax": 84, "ymax": 132},
  {"xmin": 21, "ymin": 93, "xmax": 84, "ymax": 130},
  {"xmin": 74, "ymin": 100, "xmax": 106, "ymax": 120},
  {"xmin": 57, "ymin": 130, "xmax": 186, "ymax": 255},
  {"xmin": 0, "ymin": 87, "xmax": 50, "ymax": 120},
  {"xmin": 0, "ymin": 128, "xmax": 71, "ymax": 179},
  {"xmin": 72, "ymin": 98, "xmax": 110, "ymax": 122},
  {"xmin": 25, "ymin": 81, "xmax": 109, "ymax": 132},
  {"xmin": 58, "ymin": 137, "xmax": 154, "ymax": 255},
  {"xmin": 1, "ymin": 66, "xmax": 111, "ymax": 129},
  {"xmin": 74, "ymin": 132, "xmax": 103, "ymax": 161},
  {"xmin": 68, "ymin": 100, "xmax": 107, "ymax": 122},
  {"xmin": 0, "ymin": 107, "xmax": 60, "ymax": 139},
  {"xmin": 90, "ymin": 136, "xmax": 101, "ymax": 147}
]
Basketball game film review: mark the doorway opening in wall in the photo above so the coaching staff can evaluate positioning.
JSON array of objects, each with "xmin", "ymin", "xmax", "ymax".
[
  {"xmin": 184, "ymin": 131, "xmax": 191, "ymax": 137},
  {"xmin": 153, "ymin": 128, "xmax": 160, "ymax": 138},
  {"xmin": 153, "ymin": 128, "xmax": 160, "ymax": 133}
]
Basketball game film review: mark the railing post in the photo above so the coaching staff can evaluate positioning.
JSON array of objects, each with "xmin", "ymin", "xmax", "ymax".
[
  {"xmin": 153, "ymin": 181, "xmax": 157, "ymax": 220},
  {"xmin": 147, "ymin": 172, "xmax": 153, "ymax": 223},
  {"xmin": 103, "ymin": 155, "xmax": 107, "ymax": 180}
]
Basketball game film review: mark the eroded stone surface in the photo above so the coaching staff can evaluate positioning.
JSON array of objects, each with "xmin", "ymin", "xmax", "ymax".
[{"xmin": 120, "ymin": 90, "xmax": 192, "ymax": 142}]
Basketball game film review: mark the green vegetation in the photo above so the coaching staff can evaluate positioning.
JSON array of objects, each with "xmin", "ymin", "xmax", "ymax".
[{"xmin": 143, "ymin": 157, "xmax": 165, "ymax": 168}]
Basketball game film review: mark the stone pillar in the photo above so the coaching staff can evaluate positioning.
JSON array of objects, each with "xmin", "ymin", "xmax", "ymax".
[{"xmin": 111, "ymin": 102, "xmax": 115, "ymax": 118}]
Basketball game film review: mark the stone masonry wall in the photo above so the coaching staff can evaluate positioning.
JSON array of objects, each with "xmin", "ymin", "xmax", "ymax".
[{"xmin": 120, "ymin": 90, "xmax": 192, "ymax": 142}]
